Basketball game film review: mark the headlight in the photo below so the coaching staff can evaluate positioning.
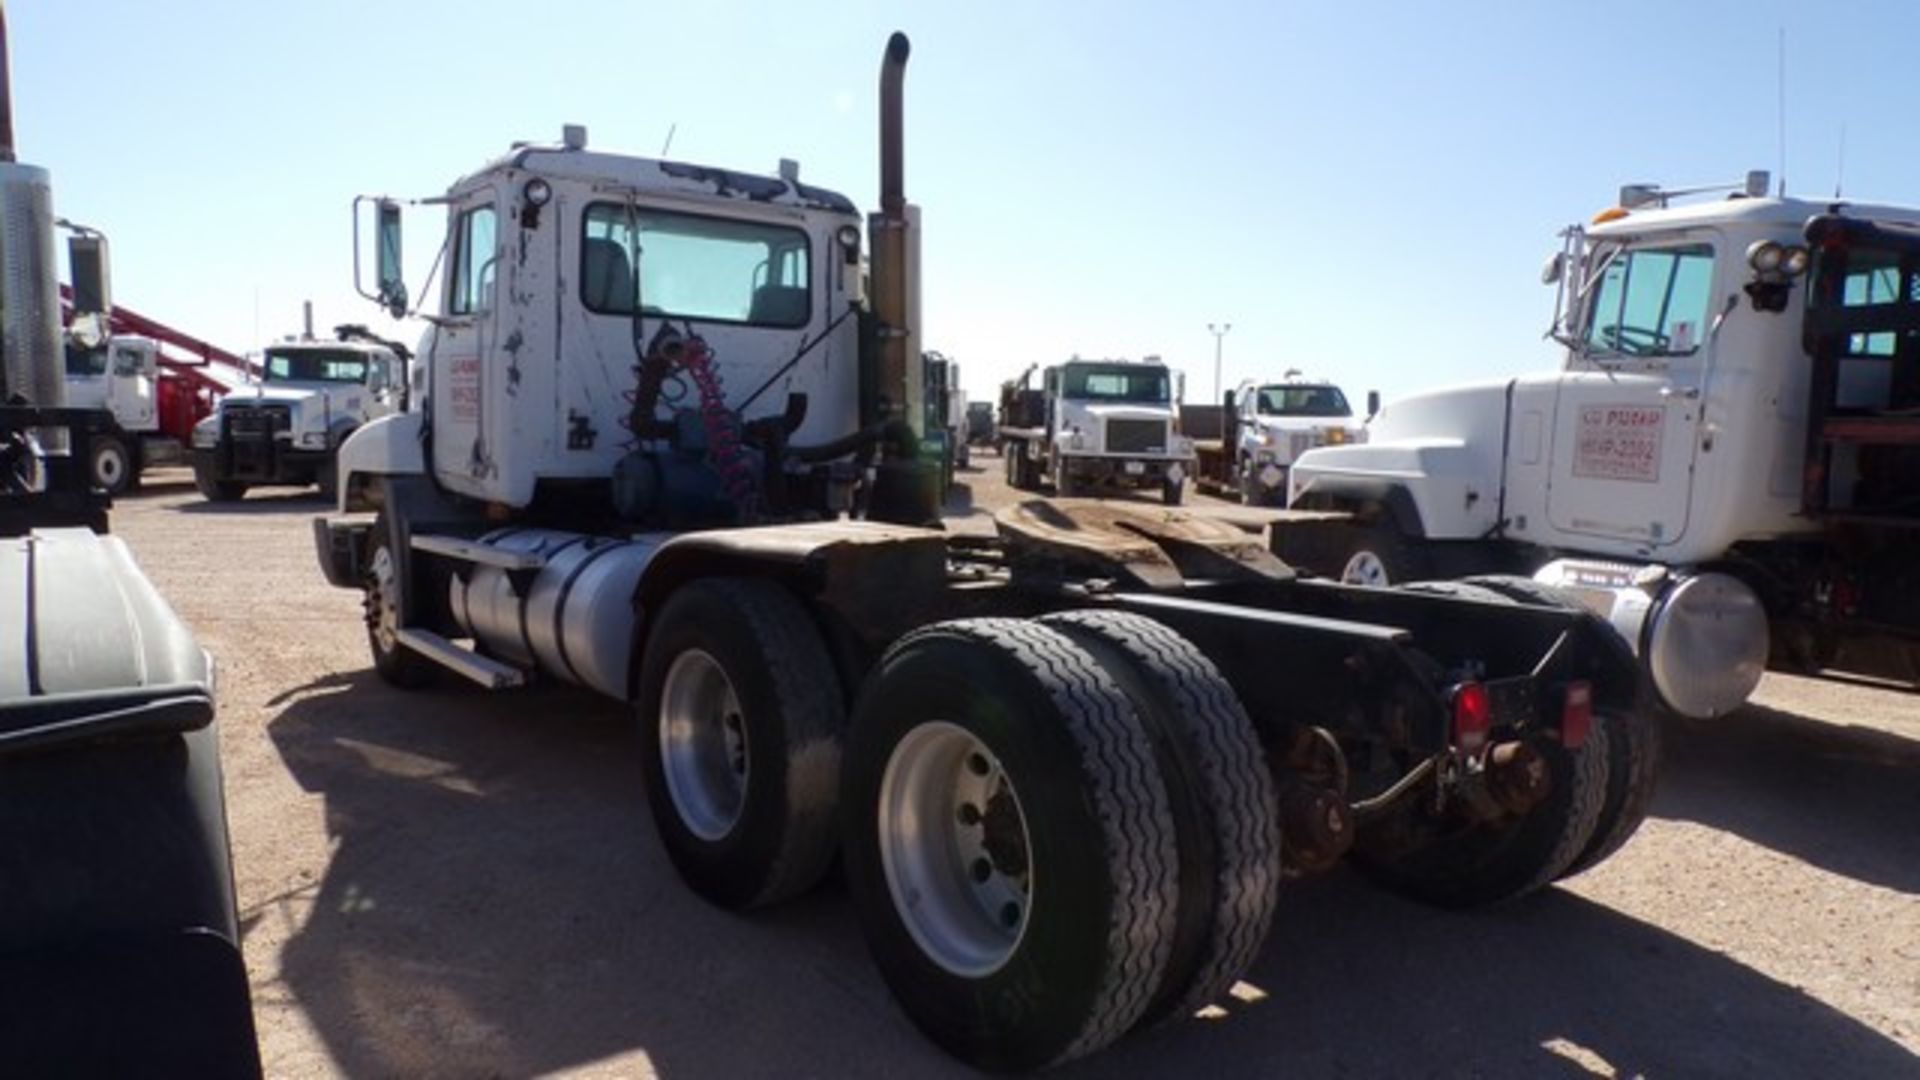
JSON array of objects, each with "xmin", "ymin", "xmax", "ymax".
[
  {"xmin": 1781, "ymin": 244, "xmax": 1810, "ymax": 276},
  {"xmin": 300, "ymin": 431, "xmax": 328, "ymax": 449},
  {"xmin": 1326, "ymin": 427, "xmax": 1347, "ymax": 445},
  {"xmin": 191, "ymin": 417, "xmax": 218, "ymax": 448}
]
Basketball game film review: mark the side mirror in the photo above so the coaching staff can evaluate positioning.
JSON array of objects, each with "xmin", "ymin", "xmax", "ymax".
[
  {"xmin": 1540, "ymin": 251, "xmax": 1565, "ymax": 286},
  {"xmin": 376, "ymin": 200, "xmax": 407, "ymax": 318},
  {"xmin": 1366, "ymin": 390, "xmax": 1381, "ymax": 420},
  {"xmin": 67, "ymin": 233, "xmax": 113, "ymax": 317}
]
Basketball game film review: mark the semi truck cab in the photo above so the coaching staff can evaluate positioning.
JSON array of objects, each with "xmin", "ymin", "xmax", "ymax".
[
  {"xmin": 191, "ymin": 336, "xmax": 401, "ymax": 501},
  {"xmin": 1286, "ymin": 172, "xmax": 1920, "ymax": 717}
]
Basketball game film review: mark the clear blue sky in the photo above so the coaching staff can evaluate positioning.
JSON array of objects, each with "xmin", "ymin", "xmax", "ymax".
[{"xmin": 16, "ymin": 1, "xmax": 1920, "ymax": 406}]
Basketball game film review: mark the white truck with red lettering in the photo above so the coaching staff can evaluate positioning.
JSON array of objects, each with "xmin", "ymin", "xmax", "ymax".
[{"xmin": 1285, "ymin": 172, "xmax": 1920, "ymax": 718}]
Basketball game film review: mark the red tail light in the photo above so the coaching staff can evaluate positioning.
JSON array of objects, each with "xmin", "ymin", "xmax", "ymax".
[
  {"xmin": 1560, "ymin": 681, "xmax": 1593, "ymax": 749},
  {"xmin": 1450, "ymin": 681, "xmax": 1491, "ymax": 752}
]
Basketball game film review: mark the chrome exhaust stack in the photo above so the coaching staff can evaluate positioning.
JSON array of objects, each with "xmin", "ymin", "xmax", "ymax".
[{"xmin": 0, "ymin": 2, "xmax": 65, "ymax": 422}]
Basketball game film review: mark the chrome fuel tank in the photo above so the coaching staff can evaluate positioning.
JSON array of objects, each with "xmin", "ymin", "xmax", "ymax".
[{"xmin": 448, "ymin": 528, "xmax": 665, "ymax": 700}]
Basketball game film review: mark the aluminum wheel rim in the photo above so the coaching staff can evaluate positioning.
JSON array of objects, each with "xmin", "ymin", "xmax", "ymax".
[
  {"xmin": 1342, "ymin": 549, "xmax": 1390, "ymax": 587},
  {"xmin": 94, "ymin": 445, "xmax": 127, "ymax": 487},
  {"xmin": 368, "ymin": 544, "xmax": 401, "ymax": 653},
  {"xmin": 659, "ymin": 649, "xmax": 750, "ymax": 842},
  {"xmin": 878, "ymin": 721, "xmax": 1032, "ymax": 977}
]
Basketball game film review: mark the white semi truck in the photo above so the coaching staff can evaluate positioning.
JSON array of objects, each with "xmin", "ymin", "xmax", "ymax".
[
  {"xmin": 998, "ymin": 356, "xmax": 1195, "ymax": 504},
  {"xmin": 190, "ymin": 329, "xmax": 404, "ymax": 501},
  {"xmin": 312, "ymin": 34, "xmax": 1658, "ymax": 1070},
  {"xmin": 1286, "ymin": 172, "xmax": 1920, "ymax": 719}
]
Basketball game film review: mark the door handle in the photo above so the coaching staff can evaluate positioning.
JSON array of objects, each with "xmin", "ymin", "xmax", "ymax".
[{"xmin": 1659, "ymin": 385, "xmax": 1701, "ymax": 400}]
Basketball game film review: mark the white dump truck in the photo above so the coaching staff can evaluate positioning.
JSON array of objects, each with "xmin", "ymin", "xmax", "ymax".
[
  {"xmin": 1286, "ymin": 171, "xmax": 1920, "ymax": 718},
  {"xmin": 190, "ymin": 328, "xmax": 404, "ymax": 501},
  {"xmin": 998, "ymin": 356, "xmax": 1194, "ymax": 504},
  {"xmin": 312, "ymin": 34, "xmax": 1658, "ymax": 1070}
]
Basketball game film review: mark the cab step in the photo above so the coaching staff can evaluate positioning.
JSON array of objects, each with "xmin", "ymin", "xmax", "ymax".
[{"xmin": 394, "ymin": 628, "xmax": 526, "ymax": 689}]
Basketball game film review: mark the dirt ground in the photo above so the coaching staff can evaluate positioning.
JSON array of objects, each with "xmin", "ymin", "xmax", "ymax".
[{"xmin": 109, "ymin": 460, "xmax": 1918, "ymax": 1079}]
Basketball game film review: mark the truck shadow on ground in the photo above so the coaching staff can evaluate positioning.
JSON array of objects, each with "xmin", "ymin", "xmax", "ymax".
[
  {"xmin": 171, "ymin": 492, "xmax": 330, "ymax": 516},
  {"xmin": 1653, "ymin": 702, "xmax": 1920, "ymax": 895},
  {"xmin": 261, "ymin": 672, "xmax": 1917, "ymax": 1079}
]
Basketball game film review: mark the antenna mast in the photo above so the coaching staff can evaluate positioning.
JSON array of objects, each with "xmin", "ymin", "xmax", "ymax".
[
  {"xmin": 1776, "ymin": 27, "xmax": 1787, "ymax": 197},
  {"xmin": 1835, "ymin": 124, "xmax": 1847, "ymax": 199}
]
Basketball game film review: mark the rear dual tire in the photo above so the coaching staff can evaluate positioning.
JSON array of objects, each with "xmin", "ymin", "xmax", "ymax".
[
  {"xmin": 1461, "ymin": 574, "xmax": 1662, "ymax": 878},
  {"xmin": 1354, "ymin": 576, "xmax": 1657, "ymax": 907},
  {"xmin": 844, "ymin": 613, "xmax": 1281, "ymax": 1068},
  {"xmin": 636, "ymin": 577, "xmax": 846, "ymax": 911}
]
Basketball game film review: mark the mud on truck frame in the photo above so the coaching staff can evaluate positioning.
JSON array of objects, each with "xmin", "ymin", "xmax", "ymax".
[{"xmin": 313, "ymin": 33, "xmax": 1658, "ymax": 1070}]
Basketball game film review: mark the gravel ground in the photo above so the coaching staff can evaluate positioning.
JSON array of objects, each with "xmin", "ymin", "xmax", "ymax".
[{"xmin": 108, "ymin": 461, "xmax": 1919, "ymax": 1079}]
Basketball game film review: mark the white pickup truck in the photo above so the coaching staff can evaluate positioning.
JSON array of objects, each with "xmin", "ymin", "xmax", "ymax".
[{"xmin": 1220, "ymin": 375, "xmax": 1369, "ymax": 505}]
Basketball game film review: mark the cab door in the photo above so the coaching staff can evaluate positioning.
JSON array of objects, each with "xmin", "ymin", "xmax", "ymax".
[
  {"xmin": 430, "ymin": 195, "xmax": 499, "ymax": 496},
  {"xmin": 107, "ymin": 341, "xmax": 156, "ymax": 432},
  {"xmin": 1546, "ymin": 238, "xmax": 1719, "ymax": 549}
]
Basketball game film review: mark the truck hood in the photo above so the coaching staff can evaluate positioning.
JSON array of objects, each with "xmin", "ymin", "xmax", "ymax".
[
  {"xmin": 1289, "ymin": 377, "xmax": 1517, "ymax": 530},
  {"xmin": 0, "ymin": 529, "xmax": 214, "ymax": 755},
  {"xmin": 1077, "ymin": 403, "xmax": 1173, "ymax": 422},
  {"xmin": 226, "ymin": 384, "xmax": 366, "ymax": 415}
]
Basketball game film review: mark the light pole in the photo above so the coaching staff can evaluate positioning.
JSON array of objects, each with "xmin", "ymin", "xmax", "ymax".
[{"xmin": 1207, "ymin": 322, "xmax": 1232, "ymax": 403}]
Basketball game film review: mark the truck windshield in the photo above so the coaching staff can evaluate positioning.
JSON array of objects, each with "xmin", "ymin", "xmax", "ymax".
[
  {"xmin": 581, "ymin": 204, "xmax": 811, "ymax": 327},
  {"xmin": 264, "ymin": 349, "xmax": 369, "ymax": 383},
  {"xmin": 1582, "ymin": 243, "xmax": 1714, "ymax": 358},
  {"xmin": 1062, "ymin": 365, "xmax": 1169, "ymax": 403},
  {"xmin": 1256, "ymin": 385, "xmax": 1349, "ymax": 417}
]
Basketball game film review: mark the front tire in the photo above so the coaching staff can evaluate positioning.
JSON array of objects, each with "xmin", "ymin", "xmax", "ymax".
[
  {"xmin": 192, "ymin": 460, "xmax": 247, "ymax": 502},
  {"xmin": 1052, "ymin": 460, "xmax": 1077, "ymax": 498},
  {"xmin": 363, "ymin": 524, "xmax": 436, "ymax": 689},
  {"xmin": 844, "ymin": 619, "xmax": 1179, "ymax": 1070},
  {"xmin": 636, "ymin": 577, "xmax": 845, "ymax": 910},
  {"xmin": 88, "ymin": 434, "xmax": 137, "ymax": 495},
  {"xmin": 1330, "ymin": 524, "xmax": 1427, "ymax": 587}
]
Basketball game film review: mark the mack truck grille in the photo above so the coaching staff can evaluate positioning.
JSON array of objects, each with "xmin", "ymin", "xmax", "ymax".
[
  {"xmin": 224, "ymin": 405, "xmax": 290, "ymax": 436},
  {"xmin": 1105, "ymin": 418, "xmax": 1168, "ymax": 454}
]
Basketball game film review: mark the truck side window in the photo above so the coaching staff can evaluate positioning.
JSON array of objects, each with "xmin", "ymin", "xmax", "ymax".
[
  {"xmin": 580, "ymin": 203, "xmax": 810, "ymax": 327},
  {"xmin": 450, "ymin": 205, "xmax": 498, "ymax": 316},
  {"xmin": 1833, "ymin": 258, "xmax": 1907, "ymax": 409},
  {"xmin": 1583, "ymin": 244, "xmax": 1714, "ymax": 357}
]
